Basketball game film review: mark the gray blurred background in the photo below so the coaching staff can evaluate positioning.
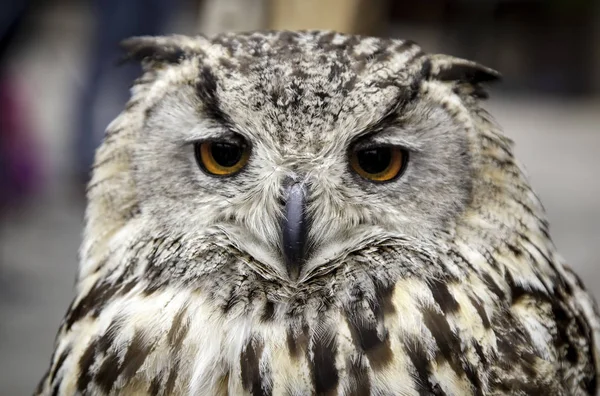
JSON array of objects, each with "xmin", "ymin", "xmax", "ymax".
[{"xmin": 0, "ymin": 0, "xmax": 599, "ymax": 394}]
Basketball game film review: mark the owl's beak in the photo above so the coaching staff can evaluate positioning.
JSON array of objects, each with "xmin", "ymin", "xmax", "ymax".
[{"xmin": 281, "ymin": 181, "xmax": 308, "ymax": 281}]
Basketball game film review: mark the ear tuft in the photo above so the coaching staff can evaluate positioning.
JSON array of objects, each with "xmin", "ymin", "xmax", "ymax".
[
  {"xmin": 120, "ymin": 36, "xmax": 189, "ymax": 67},
  {"xmin": 427, "ymin": 55, "xmax": 501, "ymax": 99}
]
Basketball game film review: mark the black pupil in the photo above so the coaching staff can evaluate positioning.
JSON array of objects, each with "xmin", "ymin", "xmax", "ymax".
[
  {"xmin": 357, "ymin": 147, "xmax": 391, "ymax": 174},
  {"xmin": 211, "ymin": 143, "xmax": 243, "ymax": 167}
]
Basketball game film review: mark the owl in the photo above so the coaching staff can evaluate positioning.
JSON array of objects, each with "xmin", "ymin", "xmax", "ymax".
[{"xmin": 36, "ymin": 31, "xmax": 600, "ymax": 395}]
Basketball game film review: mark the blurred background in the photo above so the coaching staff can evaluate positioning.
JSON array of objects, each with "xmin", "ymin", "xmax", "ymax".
[{"xmin": 0, "ymin": 0, "xmax": 599, "ymax": 393}]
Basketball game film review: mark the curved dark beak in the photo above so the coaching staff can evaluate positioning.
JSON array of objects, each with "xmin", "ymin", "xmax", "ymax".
[{"xmin": 281, "ymin": 182, "xmax": 308, "ymax": 281}]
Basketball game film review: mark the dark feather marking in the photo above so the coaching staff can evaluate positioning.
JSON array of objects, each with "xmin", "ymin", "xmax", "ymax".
[
  {"xmin": 514, "ymin": 198, "xmax": 544, "ymax": 223},
  {"xmin": 43, "ymin": 350, "xmax": 58, "ymax": 385},
  {"xmin": 145, "ymin": 237, "xmax": 167, "ymax": 268},
  {"xmin": 433, "ymin": 63, "xmax": 500, "ymax": 85},
  {"xmin": 120, "ymin": 37, "xmax": 187, "ymax": 65},
  {"xmin": 261, "ymin": 300, "xmax": 276, "ymax": 322},
  {"xmin": 472, "ymin": 85, "xmax": 490, "ymax": 99},
  {"xmin": 102, "ymin": 125, "xmax": 125, "ymax": 138},
  {"xmin": 95, "ymin": 351, "xmax": 121, "ymax": 394},
  {"xmin": 49, "ymin": 346, "xmax": 71, "ymax": 382},
  {"xmin": 411, "ymin": 58, "xmax": 431, "ymax": 100},
  {"xmin": 327, "ymin": 62, "xmax": 343, "ymax": 83},
  {"xmin": 116, "ymin": 242, "xmax": 149, "ymax": 284},
  {"xmin": 50, "ymin": 382, "xmax": 60, "ymax": 396},
  {"xmin": 469, "ymin": 296, "xmax": 491, "ymax": 329},
  {"xmin": 149, "ymin": 375, "xmax": 162, "ymax": 396},
  {"xmin": 505, "ymin": 243, "xmax": 523, "ymax": 258},
  {"xmin": 473, "ymin": 340, "xmax": 489, "ymax": 369},
  {"xmin": 345, "ymin": 313, "xmax": 393, "ymax": 370},
  {"xmin": 431, "ymin": 383, "xmax": 448, "ymax": 395},
  {"xmin": 356, "ymin": 83, "xmax": 418, "ymax": 140},
  {"xmin": 366, "ymin": 336, "xmax": 393, "ymax": 371},
  {"xmin": 573, "ymin": 310, "xmax": 596, "ymax": 370},
  {"xmin": 586, "ymin": 373, "xmax": 598, "ymax": 395},
  {"xmin": 85, "ymin": 177, "xmax": 115, "ymax": 193},
  {"xmin": 221, "ymin": 285, "xmax": 240, "ymax": 314},
  {"xmin": 286, "ymin": 323, "xmax": 309, "ymax": 360},
  {"xmin": 216, "ymin": 372, "xmax": 231, "ymax": 395},
  {"xmin": 341, "ymin": 75, "xmax": 357, "ymax": 96},
  {"xmin": 404, "ymin": 337, "xmax": 436, "ymax": 396},
  {"xmin": 453, "ymin": 83, "xmax": 489, "ymax": 99},
  {"xmin": 449, "ymin": 249, "xmax": 479, "ymax": 274},
  {"xmin": 394, "ymin": 39, "xmax": 419, "ymax": 55},
  {"xmin": 551, "ymin": 300, "xmax": 581, "ymax": 367},
  {"xmin": 286, "ymin": 328, "xmax": 296, "ymax": 358},
  {"xmin": 495, "ymin": 321, "xmax": 538, "ymax": 378},
  {"xmin": 240, "ymin": 338, "xmax": 267, "ymax": 396},
  {"xmin": 98, "ymin": 316, "xmax": 125, "ymax": 355},
  {"xmin": 345, "ymin": 284, "xmax": 393, "ymax": 370},
  {"xmin": 119, "ymin": 332, "xmax": 152, "ymax": 380},
  {"xmin": 77, "ymin": 341, "xmax": 97, "ymax": 392},
  {"xmin": 196, "ymin": 67, "xmax": 232, "ymax": 126},
  {"xmin": 167, "ymin": 307, "xmax": 189, "ymax": 348},
  {"xmin": 505, "ymin": 270, "xmax": 549, "ymax": 305},
  {"xmin": 346, "ymin": 356, "xmax": 371, "ymax": 396},
  {"xmin": 35, "ymin": 370, "xmax": 49, "ymax": 395},
  {"xmin": 309, "ymin": 332, "xmax": 339, "ymax": 395},
  {"xmin": 516, "ymin": 231, "xmax": 554, "ymax": 268},
  {"xmin": 142, "ymin": 282, "xmax": 168, "ymax": 297},
  {"xmin": 373, "ymin": 279, "xmax": 396, "ymax": 316},
  {"xmin": 164, "ymin": 360, "xmax": 179, "ymax": 395},
  {"xmin": 124, "ymin": 98, "xmax": 141, "ymax": 111},
  {"xmin": 422, "ymin": 307, "xmax": 464, "ymax": 377},
  {"xmin": 133, "ymin": 76, "xmax": 155, "ymax": 86},
  {"xmin": 515, "ymin": 351, "xmax": 538, "ymax": 379},
  {"xmin": 143, "ymin": 102, "xmax": 158, "ymax": 122},
  {"xmin": 429, "ymin": 278, "xmax": 459, "ymax": 314},
  {"xmin": 463, "ymin": 362, "xmax": 482, "ymax": 396},
  {"xmin": 91, "ymin": 152, "xmax": 121, "ymax": 170},
  {"xmin": 481, "ymin": 272, "xmax": 505, "ymax": 300},
  {"xmin": 493, "ymin": 376, "xmax": 551, "ymax": 395},
  {"xmin": 94, "ymin": 332, "xmax": 153, "ymax": 393},
  {"xmin": 65, "ymin": 281, "xmax": 120, "ymax": 330},
  {"xmin": 124, "ymin": 203, "xmax": 141, "ymax": 221},
  {"xmin": 481, "ymin": 248, "xmax": 500, "ymax": 269},
  {"xmin": 564, "ymin": 266, "xmax": 586, "ymax": 291},
  {"xmin": 120, "ymin": 280, "xmax": 137, "ymax": 296}
]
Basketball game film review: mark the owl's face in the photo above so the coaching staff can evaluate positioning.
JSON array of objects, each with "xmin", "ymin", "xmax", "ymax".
[{"xmin": 121, "ymin": 32, "xmax": 493, "ymax": 282}]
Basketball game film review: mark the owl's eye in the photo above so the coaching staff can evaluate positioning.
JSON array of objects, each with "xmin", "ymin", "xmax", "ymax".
[
  {"xmin": 350, "ymin": 145, "xmax": 407, "ymax": 182},
  {"xmin": 194, "ymin": 139, "xmax": 250, "ymax": 176}
]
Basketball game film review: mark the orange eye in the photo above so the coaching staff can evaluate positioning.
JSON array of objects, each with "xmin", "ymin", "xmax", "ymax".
[
  {"xmin": 350, "ymin": 146, "xmax": 407, "ymax": 182},
  {"xmin": 194, "ymin": 139, "xmax": 250, "ymax": 176}
]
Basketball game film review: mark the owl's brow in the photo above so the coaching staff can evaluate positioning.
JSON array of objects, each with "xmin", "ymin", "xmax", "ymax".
[
  {"xmin": 353, "ymin": 59, "xmax": 430, "ymax": 141},
  {"xmin": 195, "ymin": 66, "xmax": 233, "ymax": 128},
  {"xmin": 352, "ymin": 90, "xmax": 414, "ymax": 142}
]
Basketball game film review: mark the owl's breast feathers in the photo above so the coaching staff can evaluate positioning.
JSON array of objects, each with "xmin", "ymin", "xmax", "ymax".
[{"xmin": 36, "ymin": 235, "xmax": 599, "ymax": 395}]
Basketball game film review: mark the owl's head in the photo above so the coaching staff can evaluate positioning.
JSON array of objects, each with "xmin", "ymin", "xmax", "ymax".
[{"xmin": 82, "ymin": 31, "xmax": 500, "ymax": 283}]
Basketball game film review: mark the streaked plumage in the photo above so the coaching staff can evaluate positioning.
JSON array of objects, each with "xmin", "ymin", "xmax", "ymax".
[{"xmin": 36, "ymin": 31, "xmax": 600, "ymax": 395}]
